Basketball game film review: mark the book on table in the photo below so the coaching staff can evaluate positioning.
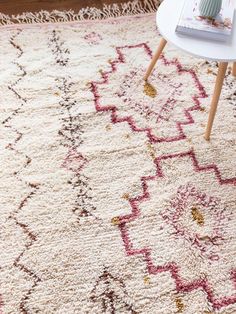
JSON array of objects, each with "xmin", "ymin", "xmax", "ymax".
[{"xmin": 176, "ymin": 0, "xmax": 235, "ymax": 42}]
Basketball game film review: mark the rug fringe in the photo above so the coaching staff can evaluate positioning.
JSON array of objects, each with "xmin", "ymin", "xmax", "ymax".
[{"xmin": 0, "ymin": 0, "xmax": 161, "ymax": 25}]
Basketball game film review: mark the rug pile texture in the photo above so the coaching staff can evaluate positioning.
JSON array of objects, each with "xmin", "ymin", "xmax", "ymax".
[{"xmin": 0, "ymin": 2, "xmax": 236, "ymax": 313}]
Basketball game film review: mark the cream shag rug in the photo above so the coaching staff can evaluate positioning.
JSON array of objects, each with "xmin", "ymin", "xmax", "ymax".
[{"xmin": 0, "ymin": 1, "xmax": 236, "ymax": 313}]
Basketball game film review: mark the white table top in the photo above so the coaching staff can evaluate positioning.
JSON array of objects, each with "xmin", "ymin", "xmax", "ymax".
[{"xmin": 156, "ymin": 0, "xmax": 236, "ymax": 62}]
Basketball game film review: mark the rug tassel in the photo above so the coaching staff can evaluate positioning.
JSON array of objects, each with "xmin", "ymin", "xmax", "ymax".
[{"xmin": 0, "ymin": 0, "xmax": 161, "ymax": 25}]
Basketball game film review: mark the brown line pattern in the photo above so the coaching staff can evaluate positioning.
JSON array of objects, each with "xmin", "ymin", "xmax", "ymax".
[
  {"xmin": 2, "ymin": 29, "xmax": 41, "ymax": 314},
  {"xmin": 48, "ymin": 30, "xmax": 70, "ymax": 66},
  {"xmin": 90, "ymin": 267, "xmax": 137, "ymax": 313},
  {"xmin": 56, "ymin": 77, "xmax": 97, "ymax": 220},
  {"xmin": 49, "ymin": 29, "xmax": 97, "ymax": 221}
]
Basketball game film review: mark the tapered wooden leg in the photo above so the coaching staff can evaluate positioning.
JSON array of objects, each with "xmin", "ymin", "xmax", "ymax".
[
  {"xmin": 233, "ymin": 62, "xmax": 236, "ymax": 76},
  {"xmin": 144, "ymin": 38, "xmax": 167, "ymax": 81},
  {"xmin": 204, "ymin": 62, "xmax": 228, "ymax": 141}
]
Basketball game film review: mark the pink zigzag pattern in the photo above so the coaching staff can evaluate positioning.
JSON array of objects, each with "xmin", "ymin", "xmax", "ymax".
[
  {"xmin": 90, "ymin": 43, "xmax": 208, "ymax": 143},
  {"xmin": 118, "ymin": 150, "xmax": 236, "ymax": 226},
  {"xmin": 90, "ymin": 43, "xmax": 236, "ymax": 310},
  {"xmin": 118, "ymin": 151, "xmax": 236, "ymax": 311}
]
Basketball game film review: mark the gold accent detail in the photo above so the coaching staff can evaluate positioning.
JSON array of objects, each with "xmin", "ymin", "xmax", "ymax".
[
  {"xmin": 200, "ymin": 107, "xmax": 206, "ymax": 112},
  {"xmin": 144, "ymin": 275, "xmax": 150, "ymax": 285},
  {"xmin": 124, "ymin": 134, "xmax": 130, "ymax": 139},
  {"xmin": 54, "ymin": 92, "xmax": 60, "ymax": 96},
  {"xmin": 122, "ymin": 193, "xmax": 130, "ymax": 200},
  {"xmin": 191, "ymin": 207, "xmax": 204, "ymax": 226},
  {"xmin": 207, "ymin": 68, "xmax": 213, "ymax": 74},
  {"xmin": 175, "ymin": 297, "xmax": 185, "ymax": 313},
  {"xmin": 147, "ymin": 143, "xmax": 156, "ymax": 160},
  {"xmin": 144, "ymin": 82, "xmax": 157, "ymax": 98},
  {"xmin": 198, "ymin": 235, "xmax": 211, "ymax": 242},
  {"xmin": 111, "ymin": 217, "xmax": 120, "ymax": 225},
  {"xmin": 106, "ymin": 124, "xmax": 111, "ymax": 131},
  {"xmin": 150, "ymin": 152, "xmax": 155, "ymax": 160}
]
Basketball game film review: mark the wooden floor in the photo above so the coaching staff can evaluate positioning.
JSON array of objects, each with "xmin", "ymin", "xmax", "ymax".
[{"xmin": 0, "ymin": 0, "xmax": 130, "ymax": 15}]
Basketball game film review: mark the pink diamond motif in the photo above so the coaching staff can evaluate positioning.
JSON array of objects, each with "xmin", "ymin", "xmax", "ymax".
[{"xmin": 62, "ymin": 148, "xmax": 87, "ymax": 174}]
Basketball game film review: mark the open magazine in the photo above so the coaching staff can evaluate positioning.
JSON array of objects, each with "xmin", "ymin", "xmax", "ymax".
[{"xmin": 176, "ymin": 0, "xmax": 235, "ymax": 42}]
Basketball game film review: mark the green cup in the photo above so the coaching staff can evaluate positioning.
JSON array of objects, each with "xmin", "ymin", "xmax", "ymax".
[{"xmin": 199, "ymin": 0, "xmax": 223, "ymax": 18}]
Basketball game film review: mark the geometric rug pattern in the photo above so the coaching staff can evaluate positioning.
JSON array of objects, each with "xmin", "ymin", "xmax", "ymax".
[{"xmin": 0, "ymin": 10, "xmax": 236, "ymax": 314}]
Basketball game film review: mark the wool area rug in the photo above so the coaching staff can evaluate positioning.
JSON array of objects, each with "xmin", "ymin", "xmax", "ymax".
[{"xmin": 0, "ymin": 1, "xmax": 236, "ymax": 313}]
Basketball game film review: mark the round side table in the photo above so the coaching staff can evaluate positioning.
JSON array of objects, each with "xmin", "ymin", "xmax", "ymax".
[{"xmin": 144, "ymin": 0, "xmax": 236, "ymax": 140}]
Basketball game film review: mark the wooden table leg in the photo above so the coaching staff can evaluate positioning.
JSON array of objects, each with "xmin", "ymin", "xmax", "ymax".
[
  {"xmin": 204, "ymin": 62, "xmax": 228, "ymax": 141},
  {"xmin": 144, "ymin": 38, "xmax": 167, "ymax": 81},
  {"xmin": 233, "ymin": 62, "xmax": 236, "ymax": 76}
]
